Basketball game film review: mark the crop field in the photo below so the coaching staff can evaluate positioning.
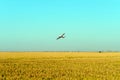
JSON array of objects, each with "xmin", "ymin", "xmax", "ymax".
[{"xmin": 0, "ymin": 52, "xmax": 120, "ymax": 80}]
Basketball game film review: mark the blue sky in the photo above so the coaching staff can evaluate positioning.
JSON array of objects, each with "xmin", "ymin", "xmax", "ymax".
[{"xmin": 0, "ymin": 0, "xmax": 120, "ymax": 51}]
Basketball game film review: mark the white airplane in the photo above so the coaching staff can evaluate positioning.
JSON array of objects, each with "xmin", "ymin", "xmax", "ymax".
[{"xmin": 56, "ymin": 33, "xmax": 65, "ymax": 40}]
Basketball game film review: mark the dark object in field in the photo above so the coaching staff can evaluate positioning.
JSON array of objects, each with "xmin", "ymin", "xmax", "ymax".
[{"xmin": 99, "ymin": 51, "xmax": 102, "ymax": 53}]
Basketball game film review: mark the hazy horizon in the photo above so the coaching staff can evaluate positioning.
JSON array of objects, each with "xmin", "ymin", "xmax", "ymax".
[{"xmin": 0, "ymin": 0, "xmax": 120, "ymax": 51}]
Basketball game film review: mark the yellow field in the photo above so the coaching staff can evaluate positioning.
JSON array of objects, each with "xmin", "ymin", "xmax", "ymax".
[{"xmin": 0, "ymin": 52, "xmax": 120, "ymax": 80}]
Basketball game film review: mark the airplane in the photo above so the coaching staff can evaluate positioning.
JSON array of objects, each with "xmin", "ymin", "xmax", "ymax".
[{"xmin": 56, "ymin": 33, "xmax": 65, "ymax": 40}]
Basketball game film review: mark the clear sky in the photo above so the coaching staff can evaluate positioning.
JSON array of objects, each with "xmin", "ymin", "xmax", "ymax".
[{"xmin": 0, "ymin": 0, "xmax": 120, "ymax": 51}]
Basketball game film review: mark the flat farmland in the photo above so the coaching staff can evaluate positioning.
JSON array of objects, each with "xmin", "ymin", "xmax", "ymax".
[{"xmin": 0, "ymin": 52, "xmax": 120, "ymax": 80}]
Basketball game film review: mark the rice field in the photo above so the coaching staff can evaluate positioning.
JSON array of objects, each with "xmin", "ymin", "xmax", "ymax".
[{"xmin": 0, "ymin": 52, "xmax": 120, "ymax": 80}]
